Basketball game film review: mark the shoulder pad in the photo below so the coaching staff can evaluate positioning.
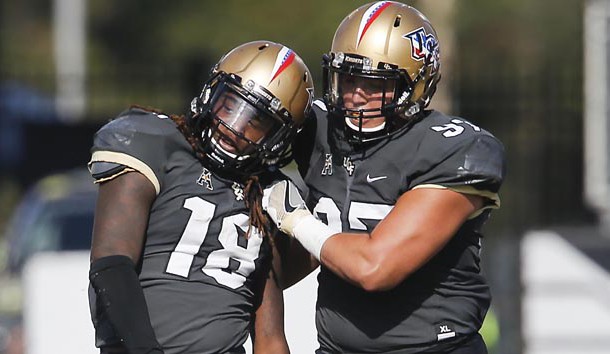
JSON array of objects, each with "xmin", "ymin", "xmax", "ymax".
[
  {"xmin": 101, "ymin": 109, "xmax": 175, "ymax": 137},
  {"xmin": 89, "ymin": 109, "xmax": 187, "ymax": 194},
  {"xmin": 89, "ymin": 161, "xmax": 129, "ymax": 180},
  {"xmin": 411, "ymin": 112, "xmax": 506, "ymax": 194}
]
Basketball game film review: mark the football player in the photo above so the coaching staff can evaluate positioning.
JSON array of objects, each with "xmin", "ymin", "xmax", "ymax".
[
  {"xmin": 263, "ymin": 2, "xmax": 506, "ymax": 353},
  {"xmin": 87, "ymin": 40, "xmax": 313, "ymax": 354}
]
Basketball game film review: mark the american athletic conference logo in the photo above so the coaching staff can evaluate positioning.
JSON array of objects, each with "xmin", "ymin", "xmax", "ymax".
[{"xmin": 403, "ymin": 27, "xmax": 439, "ymax": 63}]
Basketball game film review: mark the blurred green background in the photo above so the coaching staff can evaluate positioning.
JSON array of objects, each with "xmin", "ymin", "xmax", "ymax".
[
  {"xmin": 0, "ymin": 1, "xmax": 594, "ymax": 353},
  {"xmin": 0, "ymin": 0, "xmax": 589, "ymax": 229}
]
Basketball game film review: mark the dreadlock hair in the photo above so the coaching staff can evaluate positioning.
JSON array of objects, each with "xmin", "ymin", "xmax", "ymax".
[
  {"xmin": 130, "ymin": 105, "xmax": 273, "ymax": 242},
  {"xmin": 243, "ymin": 175, "xmax": 272, "ymax": 241}
]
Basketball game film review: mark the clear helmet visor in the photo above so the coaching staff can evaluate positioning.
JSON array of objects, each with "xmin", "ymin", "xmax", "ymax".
[{"xmin": 209, "ymin": 85, "xmax": 282, "ymax": 158}]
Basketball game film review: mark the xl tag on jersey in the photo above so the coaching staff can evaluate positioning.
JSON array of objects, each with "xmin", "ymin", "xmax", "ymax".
[
  {"xmin": 196, "ymin": 167, "xmax": 213, "ymax": 190},
  {"xmin": 436, "ymin": 323, "xmax": 456, "ymax": 341}
]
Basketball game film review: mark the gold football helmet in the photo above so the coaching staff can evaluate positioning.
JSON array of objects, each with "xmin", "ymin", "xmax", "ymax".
[
  {"xmin": 323, "ymin": 1, "xmax": 441, "ymax": 143},
  {"xmin": 190, "ymin": 40, "xmax": 314, "ymax": 175}
]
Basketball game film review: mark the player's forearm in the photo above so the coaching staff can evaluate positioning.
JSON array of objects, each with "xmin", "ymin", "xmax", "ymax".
[
  {"xmin": 279, "ymin": 205, "xmax": 397, "ymax": 291},
  {"xmin": 267, "ymin": 197, "xmax": 433, "ymax": 291},
  {"xmin": 263, "ymin": 180, "xmax": 403, "ymax": 291},
  {"xmin": 252, "ymin": 270, "xmax": 289, "ymax": 354},
  {"xmin": 319, "ymin": 233, "xmax": 400, "ymax": 292},
  {"xmin": 89, "ymin": 255, "xmax": 163, "ymax": 354},
  {"xmin": 274, "ymin": 232, "xmax": 319, "ymax": 289},
  {"xmin": 252, "ymin": 337, "xmax": 289, "ymax": 354},
  {"xmin": 280, "ymin": 252, "xmax": 319, "ymax": 289}
]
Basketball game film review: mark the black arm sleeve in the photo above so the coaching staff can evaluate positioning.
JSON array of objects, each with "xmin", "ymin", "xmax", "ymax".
[{"xmin": 89, "ymin": 255, "xmax": 163, "ymax": 354}]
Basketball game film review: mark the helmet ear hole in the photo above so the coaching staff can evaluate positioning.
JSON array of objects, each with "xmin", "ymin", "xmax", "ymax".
[{"xmin": 393, "ymin": 16, "xmax": 401, "ymax": 27}]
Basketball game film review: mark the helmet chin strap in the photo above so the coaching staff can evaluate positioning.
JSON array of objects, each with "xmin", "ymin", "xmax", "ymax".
[{"xmin": 344, "ymin": 117, "xmax": 386, "ymax": 133}]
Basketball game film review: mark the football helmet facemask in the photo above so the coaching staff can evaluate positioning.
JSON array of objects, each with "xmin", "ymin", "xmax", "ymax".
[
  {"xmin": 323, "ymin": 1, "xmax": 441, "ymax": 144},
  {"xmin": 190, "ymin": 40, "xmax": 314, "ymax": 176}
]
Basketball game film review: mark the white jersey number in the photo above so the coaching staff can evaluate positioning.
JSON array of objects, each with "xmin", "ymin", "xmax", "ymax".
[
  {"xmin": 430, "ymin": 119, "xmax": 480, "ymax": 138},
  {"xmin": 165, "ymin": 197, "xmax": 262, "ymax": 289},
  {"xmin": 313, "ymin": 197, "xmax": 393, "ymax": 231}
]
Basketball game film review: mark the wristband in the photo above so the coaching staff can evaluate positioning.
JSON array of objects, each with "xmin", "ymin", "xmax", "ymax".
[{"xmin": 291, "ymin": 214, "xmax": 336, "ymax": 261}]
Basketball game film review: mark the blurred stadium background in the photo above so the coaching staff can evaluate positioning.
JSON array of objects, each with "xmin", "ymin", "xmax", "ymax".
[{"xmin": 1, "ymin": 0, "xmax": 609, "ymax": 353}]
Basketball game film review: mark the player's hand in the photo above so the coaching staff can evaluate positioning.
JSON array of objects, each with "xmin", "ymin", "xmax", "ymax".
[
  {"xmin": 263, "ymin": 180, "xmax": 336, "ymax": 260},
  {"xmin": 262, "ymin": 180, "xmax": 312, "ymax": 236}
]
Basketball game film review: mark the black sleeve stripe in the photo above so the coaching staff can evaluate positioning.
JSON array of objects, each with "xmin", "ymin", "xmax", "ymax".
[
  {"xmin": 90, "ymin": 161, "xmax": 128, "ymax": 180},
  {"xmin": 88, "ymin": 151, "xmax": 160, "ymax": 194}
]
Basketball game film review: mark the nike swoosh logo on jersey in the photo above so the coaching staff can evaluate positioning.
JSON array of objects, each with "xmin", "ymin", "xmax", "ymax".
[
  {"xmin": 366, "ymin": 174, "xmax": 387, "ymax": 183},
  {"xmin": 284, "ymin": 183, "xmax": 298, "ymax": 212}
]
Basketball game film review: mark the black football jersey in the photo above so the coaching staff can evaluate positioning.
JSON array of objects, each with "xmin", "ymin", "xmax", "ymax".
[
  {"xmin": 89, "ymin": 108, "xmax": 279, "ymax": 354},
  {"xmin": 294, "ymin": 101, "xmax": 506, "ymax": 353}
]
